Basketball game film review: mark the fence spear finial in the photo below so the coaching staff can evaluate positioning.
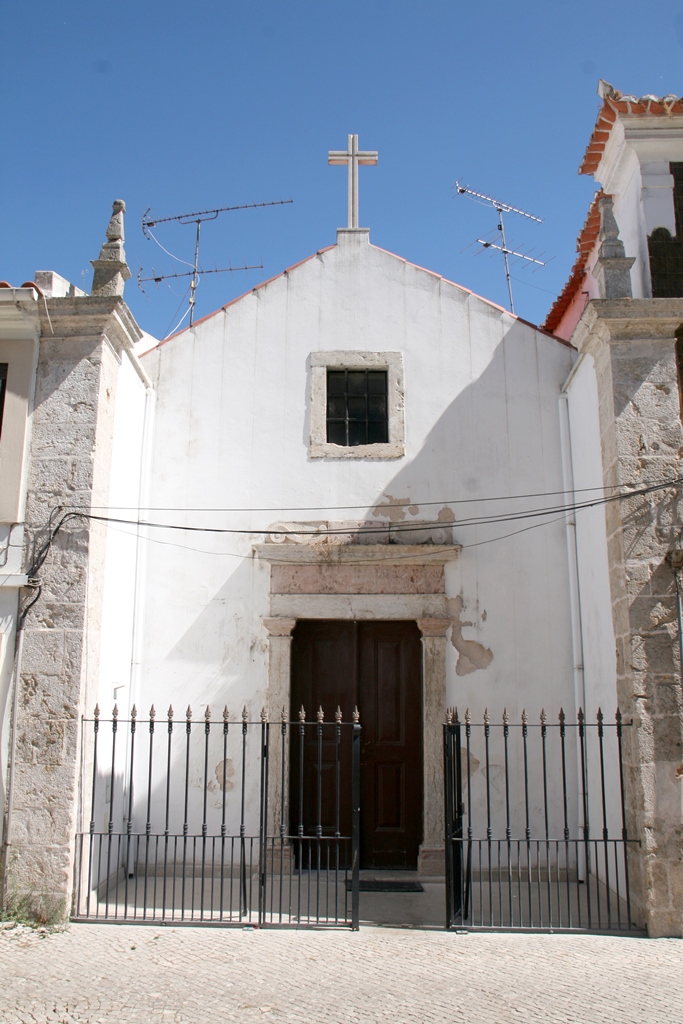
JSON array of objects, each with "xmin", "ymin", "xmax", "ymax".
[
  {"xmin": 186, "ymin": 704, "xmax": 192, "ymax": 721},
  {"xmin": 353, "ymin": 705, "xmax": 360, "ymax": 724},
  {"xmin": 223, "ymin": 704, "xmax": 229, "ymax": 722},
  {"xmin": 464, "ymin": 707, "xmax": 472, "ymax": 725},
  {"xmin": 483, "ymin": 707, "xmax": 490, "ymax": 725},
  {"xmin": 205, "ymin": 704, "xmax": 211, "ymax": 722},
  {"xmin": 502, "ymin": 707, "xmax": 510, "ymax": 726},
  {"xmin": 94, "ymin": 703, "xmax": 100, "ymax": 720},
  {"xmin": 131, "ymin": 704, "xmax": 137, "ymax": 721},
  {"xmin": 167, "ymin": 704, "xmax": 174, "ymax": 721},
  {"xmin": 521, "ymin": 708, "xmax": 528, "ymax": 726},
  {"xmin": 540, "ymin": 708, "xmax": 547, "ymax": 726},
  {"xmin": 445, "ymin": 707, "xmax": 453, "ymax": 724},
  {"xmin": 150, "ymin": 704, "xmax": 156, "ymax": 720},
  {"xmin": 299, "ymin": 704, "xmax": 306, "ymax": 722},
  {"xmin": 242, "ymin": 705, "xmax": 248, "ymax": 724},
  {"xmin": 317, "ymin": 706, "xmax": 324, "ymax": 723},
  {"xmin": 261, "ymin": 706, "xmax": 268, "ymax": 723},
  {"xmin": 113, "ymin": 704, "xmax": 119, "ymax": 719},
  {"xmin": 335, "ymin": 705, "xmax": 342, "ymax": 723},
  {"xmin": 281, "ymin": 705, "xmax": 287, "ymax": 724}
]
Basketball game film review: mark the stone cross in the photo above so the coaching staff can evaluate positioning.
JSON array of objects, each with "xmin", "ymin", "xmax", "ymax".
[{"xmin": 328, "ymin": 134, "xmax": 378, "ymax": 229}]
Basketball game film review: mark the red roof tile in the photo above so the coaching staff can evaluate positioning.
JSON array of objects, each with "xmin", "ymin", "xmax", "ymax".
[
  {"xmin": 542, "ymin": 191, "xmax": 604, "ymax": 334},
  {"xmin": 579, "ymin": 85, "xmax": 683, "ymax": 176}
]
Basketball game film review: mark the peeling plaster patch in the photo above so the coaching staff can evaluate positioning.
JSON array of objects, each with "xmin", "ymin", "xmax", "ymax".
[
  {"xmin": 437, "ymin": 506, "xmax": 456, "ymax": 523},
  {"xmin": 207, "ymin": 758, "xmax": 235, "ymax": 794},
  {"xmin": 372, "ymin": 495, "xmax": 414, "ymax": 522},
  {"xmin": 448, "ymin": 596, "xmax": 493, "ymax": 676}
]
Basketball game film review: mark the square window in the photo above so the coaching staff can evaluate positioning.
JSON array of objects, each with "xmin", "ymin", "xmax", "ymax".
[{"xmin": 310, "ymin": 351, "xmax": 405, "ymax": 459}]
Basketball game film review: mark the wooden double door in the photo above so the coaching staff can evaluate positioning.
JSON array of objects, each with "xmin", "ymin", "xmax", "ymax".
[{"xmin": 290, "ymin": 620, "xmax": 423, "ymax": 870}]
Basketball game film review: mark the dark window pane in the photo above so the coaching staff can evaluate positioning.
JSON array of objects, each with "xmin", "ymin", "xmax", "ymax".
[
  {"xmin": 367, "ymin": 371, "xmax": 387, "ymax": 394},
  {"xmin": 347, "ymin": 396, "xmax": 367, "ymax": 420},
  {"xmin": 347, "ymin": 371, "xmax": 367, "ymax": 395},
  {"xmin": 327, "ymin": 396, "xmax": 346, "ymax": 418},
  {"xmin": 324, "ymin": 367, "xmax": 388, "ymax": 448},
  {"xmin": 327, "ymin": 371, "xmax": 347, "ymax": 395},
  {"xmin": 348, "ymin": 421, "xmax": 367, "ymax": 446},
  {"xmin": 368, "ymin": 395, "xmax": 387, "ymax": 421},
  {"xmin": 367, "ymin": 420, "xmax": 388, "ymax": 443},
  {"xmin": 327, "ymin": 420, "xmax": 347, "ymax": 445}
]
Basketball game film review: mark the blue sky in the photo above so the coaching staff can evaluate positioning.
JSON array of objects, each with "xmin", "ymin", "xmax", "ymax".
[{"xmin": 2, "ymin": 1, "xmax": 682, "ymax": 338}]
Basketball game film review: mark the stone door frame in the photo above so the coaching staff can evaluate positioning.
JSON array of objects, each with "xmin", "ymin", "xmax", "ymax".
[{"xmin": 255, "ymin": 543, "xmax": 460, "ymax": 877}]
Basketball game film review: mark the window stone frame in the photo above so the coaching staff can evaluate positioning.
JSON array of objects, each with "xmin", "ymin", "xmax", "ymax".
[{"xmin": 309, "ymin": 350, "xmax": 405, "ymax": 459}]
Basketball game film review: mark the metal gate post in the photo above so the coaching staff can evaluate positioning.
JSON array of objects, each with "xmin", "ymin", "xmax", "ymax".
[
  {"xmin": 444, "ymin": 720, "xmax": 453, "ymax": 929},
  {"xmin": 258, "ymin": 718, "xmax": 270, "ymax": 926},
  {"xmin": 351, "ymin": 719, "xmax": 361, "ymax": 930}
]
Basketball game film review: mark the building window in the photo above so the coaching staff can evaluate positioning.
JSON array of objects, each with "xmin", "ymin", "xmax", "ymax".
[
  {"xmin": 0, "ymin": 364, "xmax": 7, "ymax": 439},
  {"xmin": 648, "ymin": 163, "xmax": 683, "ymax": 298},
  {"xmin": 326, "ymin": 369, "xmax": 388, "ymax": 446},
  {"xmin": 309, "ymin": 351, "xmax": 405, "ymax": 459}
]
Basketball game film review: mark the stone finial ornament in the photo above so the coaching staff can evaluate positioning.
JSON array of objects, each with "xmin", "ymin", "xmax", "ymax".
[
  {"xmin": 593, "ymin": 196, "xmax": 635, "ymax": 299},
  {"xmin": 91, "ymin": 199, "xmax": 132, "ymax": 297}
]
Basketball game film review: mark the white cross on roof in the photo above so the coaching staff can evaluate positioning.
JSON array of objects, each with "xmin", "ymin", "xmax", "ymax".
[{"xmin": 328, "ymin": 134, "xmax": 378, "ymax": 229}]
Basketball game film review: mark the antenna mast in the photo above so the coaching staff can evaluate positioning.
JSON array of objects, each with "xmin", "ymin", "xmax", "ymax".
[
  {"xmin": 141, "ymin": 199, "xmax": 293, "ymax": 326},
  {"xmin": 454, "ymin": 182, "xmax": 544, "ymax": 314}
]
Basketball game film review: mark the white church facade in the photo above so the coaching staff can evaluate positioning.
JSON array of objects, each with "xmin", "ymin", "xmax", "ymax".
[{"xmin": 2, "ymin": 89, "xmax": 683, "ymax": 934}]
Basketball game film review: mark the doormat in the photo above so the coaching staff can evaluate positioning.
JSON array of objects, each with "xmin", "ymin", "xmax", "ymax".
[{"xmin": 346, "ymin": 880, "xmax": 424, "ymax": 893}]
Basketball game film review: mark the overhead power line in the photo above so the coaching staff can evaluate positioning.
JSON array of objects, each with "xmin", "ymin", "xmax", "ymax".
[{"xmin": 37, "ymin": 476, "xmax": 683, "ymax": 545}]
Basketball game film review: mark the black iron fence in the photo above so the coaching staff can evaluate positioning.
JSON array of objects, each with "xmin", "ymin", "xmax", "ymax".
[
  {"xmin": 444, "ymin": 708, "xmax": 639, "ymax": 932},
  {"xmin": 73, "ymin": 705, "xmax": 361, "ymax": 928}
]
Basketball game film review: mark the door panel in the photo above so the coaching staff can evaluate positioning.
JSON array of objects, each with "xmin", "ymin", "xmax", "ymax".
[
  {"xmin": 290, "ymin": 620, "xmax": 423, "ymax": 870},
  {"xmin": 358, "ymin": 621, "xmax": 423, "ymax": 869}
]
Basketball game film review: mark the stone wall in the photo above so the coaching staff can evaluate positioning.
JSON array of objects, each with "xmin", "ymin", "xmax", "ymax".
[
  {"xmin": 4, "ymin": 297, "xmax": 141, "ymax": 922},
  {"xmin": 573, "ymin": 297, "xmax": 683, "ymax": 936}
]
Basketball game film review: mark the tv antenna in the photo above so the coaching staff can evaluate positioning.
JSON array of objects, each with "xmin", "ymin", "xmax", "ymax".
[
  {"xmin": 140, "ymin": 199, "xmax": 293, "ymax": 326},
  {"xmin": 454, "ymin": 182, "xmax": 545, "ymax": 314}
]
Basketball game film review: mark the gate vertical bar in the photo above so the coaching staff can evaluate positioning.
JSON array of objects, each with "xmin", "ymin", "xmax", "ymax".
[
  {"xmin": 200, "ymin": 707, "xmax": 211, "ymax": 920},
  {"xmin": 122, "ymin": 707, "xmax": 137, "ymax": 919},
  {"xmin": 521, "ymin": 710, "xmax": 532, "ymax": 926},
  {"xmin": 616, "ymin": 709, "xmax": 633, "ymax": 928},
  {"xmin": 219, "ymin": 707, "xmax": 229, "ymax": 921},
  {"xmin": 559, "ymin": 709, "xmax": 572, "ymax": 928},
  {"xmin": 316, "ymin": 706, "xmax": 323, "ymax": 924},
  {"xmin": 162, "ymin": 706, "xmax": 173, "ymax": 922},
  {"xmin": 578, "ymin": 708, "xmax": 592, "ymax": 929},
  {"xmin": 143, "ymin": 706, "xmax": 155, "ymax": 919},
  {"xmin": 239, "ymin": 706, "xmax": 248, "ymax": 919},
  {"xmin": 444, "ymin": 712, "xmax": 453, "ymax": 929},
  {"xmin": 85, "ymin": 706, "xmax": 100, "ymax": 919},
  {"xmin": 597, "ymin": 708, "xmax": 612, "ymax": 929},
  {"xmin": 540, "ymin": 709, "xmax": 550, "ymax": 929},
  {"xmin": 258, "ymin": 709, "xmax": 269, "ymax": 926},
  {"xmin": 351, "ymin": 708, "xmax": 361, "ymax": 931},
  {"xmin": 103, "ymin": 706, "xmax": 119, "ymax": 918}
]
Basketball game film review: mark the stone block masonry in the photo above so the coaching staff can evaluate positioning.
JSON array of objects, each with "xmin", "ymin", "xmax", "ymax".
[
  {"xmin": 2, "ymin": 296, "xmax": 142, "ymax": 923},
  {"xmin": 574, "ymin": 297, "xmax": 683, "ymax": 936}
]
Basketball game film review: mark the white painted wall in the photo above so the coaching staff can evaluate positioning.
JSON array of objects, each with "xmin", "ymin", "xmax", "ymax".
[
  {"xmin": 96, "ymin": 352, "xmax": 150, "ymax": 713},
  {"xmin": 564, "ymin": 355, "xmax": 618, "ymax": 715},
  {"xmin": 131, "ymin": 231, "xmax": 579, "ymax": 837}
]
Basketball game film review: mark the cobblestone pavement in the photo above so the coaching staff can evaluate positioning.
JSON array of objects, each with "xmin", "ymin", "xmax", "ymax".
[{"xmin": 1, "ymin": 921, "xmax": 682, "ymax": 1024}]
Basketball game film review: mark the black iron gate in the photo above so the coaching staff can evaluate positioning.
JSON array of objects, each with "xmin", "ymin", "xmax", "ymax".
[
  {"xmin": 444, "ymin": 708, "xmax": 640, "ymax": 932},
  {"xmin": 73, "ymin": 705, "xmax": 361, "ymax": 928}
]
